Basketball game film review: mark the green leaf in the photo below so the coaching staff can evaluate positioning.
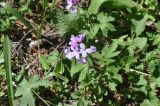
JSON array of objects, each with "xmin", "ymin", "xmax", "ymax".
[
  {"xmin": 89, "ymin": 24, "xmax": 100, "ymax": 38},
  {"xmin": 47, "ymin": 50, "xmax": 59, "ymax": 65},
  {"xmin": 149, "ymin": 61, "xmax": 155, "ymax": 75},
  {"xmin": 108, "ymin": 81, "xmax": 116, "ymax": 91},
  {"xmin": 132, "ymin": 37, "xmax": 147, "ymax": 50},
  {"xmin": 140, "ymin": 99, "xmax": 154, "ymax": 106},
  {"xmin": 78, "ymin": 66, "xmax": 88, "ymax": 82},
  {"xmin": 132, "ymin": 14, "xmax": 149, "ymax": 36},
  {"xmin": 104, "ymin": 0, "xmax": 137, "ymax": 8},
  {"xmin": 88, "ymin": 0, "xmax": 107, "ymax": 14},
  {"xmin": 3, "ymin": 34, "xmax": 14, "ymax": 106},
  {"xmin": 97, "ymin": 13, "xmax": 115, "ymax": 36},
  {"xmin": 153, "ymin": 34, "xmax": 160, "ymax": 45},
  {"xmin": 15, "ymin": 75, "xmax": 51, "ymax": 106},
  {"xmin": 88, "ymin": 0, "xmax": 137, "ymax": 14},
  {"xmin": 39, "ymin": 54, "xmax": 49, "ymax": 70},
  {"xmin": 102, "ymin": 42, "xmax": 120, "ymax": 58},
  {"xmin": 70, "ymin": 60, "xmax": 87, "ymax": 77},
  {"xmin": 157, "ymin": 21, "xmax": 160, "ymax": 33},
  {"xmin": 55, "ymin": 11, "xmax": 80, "ymax": 36}
]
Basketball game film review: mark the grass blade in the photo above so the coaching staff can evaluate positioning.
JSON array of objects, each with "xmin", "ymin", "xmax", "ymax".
[{"xmin": 3, "ymin": 35, "xmax": 14, "ymax": 106}]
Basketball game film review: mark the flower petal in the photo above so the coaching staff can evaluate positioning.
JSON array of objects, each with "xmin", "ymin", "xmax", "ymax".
[
  {"xmin": 79, "ymin": 43, "xmax": 85, "ymax": 50},
  {"xmin": 66, "ymin": 52, "xmax": 74, "ymax": 59},
  {"xmin": 86, "ymin": 46, "xmax": 96, "ymax": 53},
  {"xmin": 77, "ymin": 34, "xmax": 85, "ymax": 42},
  {"xmin": 74, "ymin": 52, "xmax": 80, "ymax": 60},
  {"xmin": 81, "ymin": 51, "xmax": 87, "ymax": 57},
  {"xmin": 70, "ymin": 7, "xmax": 77, "ymax": 14},
  {"xmin": 81, "ymin": 58, "xmax": 87, "ymax": 64},
  {"xmin": 64, "ymin": 49, "xmax": 69, "ymax": 54}
]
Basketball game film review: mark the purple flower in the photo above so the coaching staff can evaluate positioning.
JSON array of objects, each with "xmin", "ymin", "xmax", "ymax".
[
  {"xmin": 70, "ymin": 7, "xmax": 77, "ymax": 14},
  {"xmin": 82, "ymin": 58, "xmax": 87, "ymax": 64},
  {"xmin": 65, "ymin": 48, "xmax": 80, "ymax": 60},
  {"xmin": 69, "ymin": 34, "xmax": 85, "ymax": 49},
  {"xmin": 80, "ymin": 43, "xmax": 96, "ymax": 58},
  {"xmin": 64, "ymin": 34, "xmax": 96, "ymax": 64},
  {"xmin": 66, "ymin": 0, "xmax": 78, "ymax": 14}
]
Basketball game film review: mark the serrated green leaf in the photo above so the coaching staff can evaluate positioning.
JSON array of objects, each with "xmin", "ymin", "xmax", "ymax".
[
  {"xmin": 47, "ymin": 50, "xmax": 59, "ymax": 64},
  {"xmin": 55, "ymin": 12, "xmax": 80, "ymax": 36},
  {"xmin": 15, "ymin": 75, "xmax": 51, "ymax": 106},
  {"xmin": 39, "ymin": 54, "xmax": 49, "ymax": 70}
]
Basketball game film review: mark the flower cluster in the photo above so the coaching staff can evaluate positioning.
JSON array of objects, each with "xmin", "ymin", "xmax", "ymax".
[
  {"xmin": 64, "ymin": 34, "xmax": 96, "ymax": 64},
  {"xmin": 66, "ymin": 0, "xmax": 78, "ymax": 13}
]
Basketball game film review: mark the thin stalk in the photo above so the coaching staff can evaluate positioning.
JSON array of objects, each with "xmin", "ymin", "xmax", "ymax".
[
  {"xmin": 130, "ymin": 69, "xmax": 151, "ymax": 76},
  {"xmin": 37, "ymin": 8, "xmax": 47, "ymax": 58},
  {"xmin": 3, "ymin": 35, "xmax": 14, "ymax": 106},
  {"xmin": 32, "ymin": 90, "xmax": 53, "ymax": 106}
]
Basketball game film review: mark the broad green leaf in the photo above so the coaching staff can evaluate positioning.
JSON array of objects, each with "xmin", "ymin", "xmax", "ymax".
[
  {"xmin": 140, "ymin": 99, "xmax": 154, "ymax": 106},
  {"xmin": 104, "ymin": 0, "xmax": 137, "ymax": 8},
  {"xmin": 132, "ymin": 14, "xmax": 149, "ymax": 36},
  {"xmin": 137, "ymin": 76, "xmax": 147, "ymax": 86},
  {"xmin": 78, "ymin": 66, "xmax": 88, "ymax": 82},
  {"xmin": 153, "ymin": 34, "xmax": 160, "ymax": 45},
  {"xmin": 39, "ymin": 54, "xmax": 49, "ymax": 70},
  {"xmin": 132, "ymin": 37, "xmax": 147, "ymax": 50},
  {"xmin": 88, "ymin": 0, "xmax": 107, "ymax": 14},
  {"xmin": 88, "ymin": 0, "xmax": 137, "ymax": 14},
  {"xmin": 47, "ymin": 50, "xmax": 59, "ymax": 64},
  {"xmin": 102, "ymin": 42, "xmax": 120, "ymax": 58},
  {"xmin": 15, "ymin": 76, "xmax": 51, "ymax": 106}
]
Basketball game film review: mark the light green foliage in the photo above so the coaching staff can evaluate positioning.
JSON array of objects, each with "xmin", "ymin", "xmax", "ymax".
[
  {"xmin": 132, "ymin": 37, "xmax": 147, "ymax": 50},
  {"xmin": 93, "ymin": 13, "xmax": 115, "ymax": 37},
  {"xmin": 15, "ymin": 75, "xmax": 51, "ymax": 106},
  {"xmin": 131, "ymin": 14, "xmax": 149, "ymax": 36},
  {"xmin": 39, "ymin": 54, "xmax": 50, "ymax": 70},
  {"xmin": 88, "ymin": 0, "xmax": 137, "ymax": 14},
  {"xmin": 94, "ymin": 42, "xmax": 120, "ymax": 65}
]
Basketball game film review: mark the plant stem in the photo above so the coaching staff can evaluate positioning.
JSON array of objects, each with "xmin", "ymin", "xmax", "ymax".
[
  {"xmin": 32, "ymin": 90, "xmax": 53, "ymax": 106},
  {"xmin": 130, "ymin": 69, "xmax": 151, "ymax": 76}
]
